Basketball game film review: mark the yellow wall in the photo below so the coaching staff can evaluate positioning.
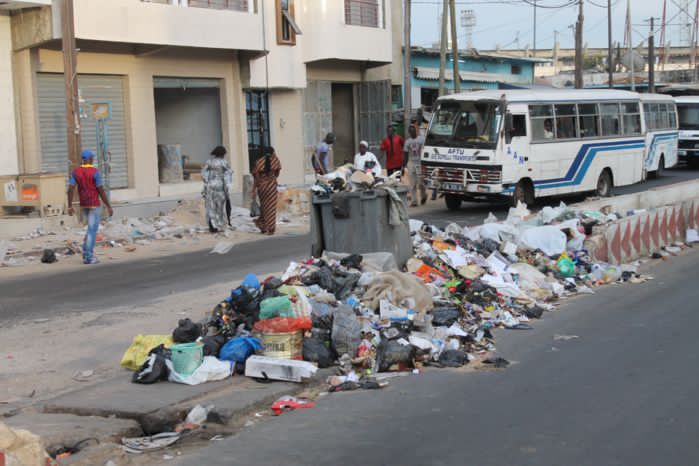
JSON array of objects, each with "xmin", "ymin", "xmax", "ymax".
[
  {"xmin": 268, "ymin": 89, "xmax": 305, "ymax": 185},
  {"xmin": 0, "ymin": 14, "xmax": 19, "ymax": 176},
  {"xmin": 20, "ymin": 48, "xmax": 248, "ymax": 200}
]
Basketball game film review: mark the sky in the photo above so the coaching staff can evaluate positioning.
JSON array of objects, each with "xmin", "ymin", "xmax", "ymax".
[{"xmin": 411, "ymin": 0, "xmax": 683, "ymax": 51}]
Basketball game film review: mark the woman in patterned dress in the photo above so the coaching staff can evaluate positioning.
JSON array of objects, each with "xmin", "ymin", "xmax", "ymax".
[
  {"xmin": 202, "ymin": 145, "xmax": 233, "ymax": 233},
  {"xmin": 252, "ymin": 147, "xmax": 282, "ymax": 235}
]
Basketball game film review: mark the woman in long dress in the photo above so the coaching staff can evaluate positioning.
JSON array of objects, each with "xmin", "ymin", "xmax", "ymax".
[
  {"xmin": 202, "ymin": 145, "xmax": 233, "ymax": 233},
  {"xmin": 252, "ymin": 147, "xmax": 282, "ymax": 235}
]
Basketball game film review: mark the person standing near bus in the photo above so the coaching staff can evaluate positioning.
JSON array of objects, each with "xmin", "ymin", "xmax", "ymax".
[
  {"xmin": 380, "ymin": 125, "xmax": 404, "ymax": 176},
  {"xmin": 404, "ymin": 125, "xmax": 427, "ymax": 206},
  {"xmin": 67, "ymin": 150, "xmax": 113, "ymax": 265}
]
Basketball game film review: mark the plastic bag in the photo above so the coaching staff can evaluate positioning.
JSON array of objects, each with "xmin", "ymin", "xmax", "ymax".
[
  {"xmin": 250, "ymin": 198, "xmax": 260, "ymax": 218},
  {"xmin": 259, "ymin": 296, "xmax": 293, "ymax": 320},
  {"xmin": 173, "ymin": 318, "xmax": 203, "ymax": 343},
  {"xmin": 219, "ymin": 336, "xmax": 263, "ymax": 363},
  {"xmin": 167, "ymin": 356, "xmax": 232, "ymax": 386},
  {"xmin": 302, "ymin": 338, "xmax": 335, "ymax": 368},
  {"xmin": 518, "ymin": 226, "xmax": 567, "ymax": 256},
  {"xmin": 431, "ymin": 307, "xmax": 461, "ymax": 327},
  {"xmin": 202, "ymin": 334, "xmax": 227, "ymax": 357},
  {"xmin": 310, "ymin": 300, "xmax": 334, "ymax": 330},
  {"xmin": 438, "ymin": 350, "xmax": 468, "ymax": 367},
  {"xmin": 331, "ymin": 305, "xmax": 361, "ymax": 357},
  {"xmin": 375, "ymin": 339, "xmax": 416, "ymax": 372},
  {"xmin": 120, "ymin": 335, "xmax": 173, "ymax": 371},
  {"xmin": 132, "ymin": 345, "xmax": 171, "ymax": 384},
  {"xmin": 253, "ymin": 316, "xmax": 312, "ymax": 333}
]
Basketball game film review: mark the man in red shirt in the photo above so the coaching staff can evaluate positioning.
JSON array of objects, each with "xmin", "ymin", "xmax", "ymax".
[
  {"xmin": 379, "ymin": 125, "xmax": 404, "ymax": 176},
  {"xmin": 67, "ymin": 150, "xmax": 113, "ymax": 264}
]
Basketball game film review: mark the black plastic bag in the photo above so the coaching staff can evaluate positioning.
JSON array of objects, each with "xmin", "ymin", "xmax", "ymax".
[
  {"xmin": 172, "ymin": 318, "xmax": 203, "ymax": 343},
  {"xmin": 310, "ymin": 300, "xmax": 334, "ymax": 330},
  {"xmin": 438, "ymin": 350, "xmax": 468, "ymax": 367},
  {"xmin": 375, "ymin": 340, "xmax": 416, "ymax": 372},
  {"xmin": 431, "ymin": 307, "xmax": 461, "ymax": 327},
  {"xmin": 132, "ymin": 345, "xmax": 171, "ymax": 384},
  {"xmin": 524, "ymin": 306, "xmax": 544, "ymax": 319},
  {"xmin": 41, "ymin": 249, "xmax": 57, "ymax": 264},
  {"xmin": 202, "ymin": 334, "xmax": 227, "ymax": 357},
  {"xmin": 331, "ymin": 305, "xmax": 361, "ymax": 357},
  {"xmin": 340, "ymin": 254, "xmax": 363, "ymax": 269},
  {"xmin": 303, "ymin": 338, "xmax": 335, "ymax": 368}
]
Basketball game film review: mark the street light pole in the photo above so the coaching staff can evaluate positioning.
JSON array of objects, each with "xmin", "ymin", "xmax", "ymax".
[
  {"xmin": 61, "ymin": 0, "xmax": 81, "ymax": 171},
  {"xmin": 607, "ymin": 0, "xmax": 613, "ymax": 88},
  {"xmin": 575, "ymin": 0, "xmax": 584, "ymax": 89},
  {"xmin": 438, "ymin": 0, "xmax": 448, "ymax": 96},
  {"xmin": 449, "ymin": 0, "xmax": 461, "ymax": 92},
  {"xmin": 403, "ymin": 0, "xmax": 412, "ymax": 128}
]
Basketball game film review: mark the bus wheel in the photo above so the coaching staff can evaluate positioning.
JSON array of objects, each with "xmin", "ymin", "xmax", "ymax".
[
  {"xmin": 650, "ymin": 156, "xmax": 665, "ymax": 179},
  {"xmin": 445, "ymin": 194, "xmax": 462, "ymax": 211},
  {"xmin": 596, "ymin": 170, "xmax": 613, "ymax": 197},
  {"xmin": 512, "ymin": 179, "xmax": 534, "ymax": 207}
]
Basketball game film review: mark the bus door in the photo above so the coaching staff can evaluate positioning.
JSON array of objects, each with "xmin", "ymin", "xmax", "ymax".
[{"xmin": 502, "ymin": 112, "xmax": 530, "ymax": 187}]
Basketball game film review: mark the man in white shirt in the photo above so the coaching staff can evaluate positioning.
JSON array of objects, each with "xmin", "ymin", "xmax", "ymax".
[{"xmin": 353, "ymin": 141, "xmax": 382, "ymax": 177}]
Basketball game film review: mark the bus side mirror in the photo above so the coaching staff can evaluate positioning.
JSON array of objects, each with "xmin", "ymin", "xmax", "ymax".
[{"xmin": 504, "ymin": 112, "xmax": 514, "ymax": 145}]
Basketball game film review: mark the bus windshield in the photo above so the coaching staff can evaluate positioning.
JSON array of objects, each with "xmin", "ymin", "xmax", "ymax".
[
  {"xmin": 677, "ymin": 103, "xmax": 699, "ymax": 130},
  {"xmin": 426, "ymin": 100, "xmax": 499, "ymax": 149}
]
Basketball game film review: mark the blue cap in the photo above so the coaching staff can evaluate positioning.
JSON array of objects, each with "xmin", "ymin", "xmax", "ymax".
[{"xmin": 81, "ymin": 150, "xmax": 95, "ymax": 160}]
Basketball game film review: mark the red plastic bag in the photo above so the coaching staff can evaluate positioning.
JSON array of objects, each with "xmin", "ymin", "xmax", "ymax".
[{"xmin": 253, "ymin": 316, "xmax": 312, "ymax": 333}]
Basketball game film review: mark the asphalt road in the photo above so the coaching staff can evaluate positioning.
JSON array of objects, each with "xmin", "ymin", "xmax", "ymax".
[
  {"xmin": 175, "ymin": 250, "xmax": 699, "ymax": 466},
  {"xmin": 0, "ymin": 165, "xmax": 697, "ymax": 324}
]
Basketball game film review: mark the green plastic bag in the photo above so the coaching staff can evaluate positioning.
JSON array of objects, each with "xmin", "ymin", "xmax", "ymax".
[{"xmin": 259, "ymin": 296, "xmax": 294, "ymax": 320}]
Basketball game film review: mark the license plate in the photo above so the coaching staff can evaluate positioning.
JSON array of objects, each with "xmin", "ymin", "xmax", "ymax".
[{"xmin": 442, "ymin": 183, "xmax": 465, "ymax": 192}]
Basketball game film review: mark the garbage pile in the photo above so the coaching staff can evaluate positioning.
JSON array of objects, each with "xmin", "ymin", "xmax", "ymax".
[
  {"xmin": 311, "ymin": 164, "xmax": 402, "ymax": 196},
  {"xmin": 121, "ymin": 201, "xmax": 666, "ymax": 392}
]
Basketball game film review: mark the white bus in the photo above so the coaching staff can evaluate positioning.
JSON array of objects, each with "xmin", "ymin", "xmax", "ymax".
[
  {"xmin": 422, "ymin": 89, "xmax": 647, "ymax": 209},
  {"xmin": 675, "ymin": 96, "xmax": 699, "ymax": 168},
  {"xmin": 639, "ymin": 93, "xmax": 678, "ymax": 178}
]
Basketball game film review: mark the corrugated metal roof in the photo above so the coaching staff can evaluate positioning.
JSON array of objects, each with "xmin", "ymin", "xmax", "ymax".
[{"xmin": 414, "ymin": 66, "xmax": 520, "ymax": 84}]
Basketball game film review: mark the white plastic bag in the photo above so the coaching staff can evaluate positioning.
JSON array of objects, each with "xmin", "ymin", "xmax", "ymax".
[
  {"xmin": 167, "ymin": 356, "xmax": 232, "ymax": 386},
  {"xmin": 518, "ymin": 226, "xmax": 567, "ymax": 256}
]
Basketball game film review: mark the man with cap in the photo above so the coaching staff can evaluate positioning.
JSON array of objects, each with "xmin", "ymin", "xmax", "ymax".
[
  {"xmin": 353, "ymin": 141, "xmax": 382, "ymax": 177},
  {"xmin": 67, "ymin": 150, "xmax": 113, "ymax": 264}
]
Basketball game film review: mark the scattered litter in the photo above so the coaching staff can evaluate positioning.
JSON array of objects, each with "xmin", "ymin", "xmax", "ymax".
[
  {"xmin": 482, "ymin": 357, "xmax": 510, "ymax": 368},
  {"xmin": 122, "ymin": 432, "xmax": 181, "ymax": 453},
  {"xmin": 553, "ymin": 334, "xmax": 579, "ymax": 341},
  {"xmin": 210, "ymin": 241, "xmax": 234, "ymax": 255},
  {"xmin": 271, "ymin": 396, "xmax": 316, "ymax": 415},
  {"xmin": 686, "ymin": 229, "xmax": 699, "ymax": 244},
  {"xmin": 72, "ymin": 370, "xmax": 94, "ymax": 382}
]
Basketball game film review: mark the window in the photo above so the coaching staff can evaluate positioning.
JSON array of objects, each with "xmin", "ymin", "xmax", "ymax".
[
  {"xmin": 276, "ymin": 0, "xmax": 301, "ymax": 45},
  {"xmin": 245, "ymin": 90, "xmax": 270, "ymax": 171},
  {"xmin": 554, "ymin": 104, "xmax": 578, "ymax": 139},
  {"xmin": 187, "ymin": 0, "xmax": 248, "ymax": 10},
  {"xmin": 511, "ymin": 114, "xmax": 526, "ymax": 137},
  {"xmin": 622, "ymin": 102, "xmax": 641, "ymax": 136},
  {"xmin": 578, "ymin": 103, "xmax": 599, "ymax": 138},
  {"xmin": 426, "ymin": 100, "xmax": 500, "ymax": 149},
  {"xmin": 600, "ymin": 102, "xmax": 621, "ymax": 136},
  {"xmin": 669, "ymin": 105, "xmax": 677, "ymax": 128},
  {"xmin": 677, "ymin": 103, "xmax": 699, "ymax": 130},
  {"xmin": 345, "ymin": 0, "xmax": 380, "ymax": 28},
  {"xmin": 511, "ymin": 64, "xmax": 522, "ymax": 75},
  {"xmin": 530, "ymin": 104, "xmax": 554, "ymax": 141}
]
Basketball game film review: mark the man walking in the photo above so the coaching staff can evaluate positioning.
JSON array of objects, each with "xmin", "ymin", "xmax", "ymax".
[
  {"xmin": 67, "ymin": 150, "xmax": 113, "ymax": 264},
  {"xmin": 312, "ymin": 132, "xmax": 336, "ymax": 175},
  {"xmin": 404, "ymin": 125, "xmax": 427, "ymax": 207},
  {"xmin": 380, "ymin": 125, "xmax": 404, "ymax": 176}
]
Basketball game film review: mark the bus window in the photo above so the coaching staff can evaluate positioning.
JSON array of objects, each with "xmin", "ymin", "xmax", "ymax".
[
  {"xmin": 677, "ymin": 103, "xmax": 699, "ymax": 130},
  {"xmin": 622, "ymin": 102, "xmax": 641, "ymax": 135},
  {"xmin": 554, "ymin": 104, "xmax": 578, "ymax": 139},
  {"xmin": 600, "ymin": 103, "xmax": 621, "ymax": 136},
  {"xmin": 659, "ymin": 103, "xmax": 670, "ymax": 129},
  {"xmin": 669, "ymin": 105, "xmax": 677, "ymax": 128},
  {"xmin": 530, "ymin": 104, "xmax": 554, "ymax": 141},
  {"xmin": 426, "ymin": 100, "xmax": 499, "ymax": 149},
  {"xmin": 578, "ymin": 103, "xmax": 599, "ymax": 138},
  {"xmin": 511, "ymin": 114, "xmax": 526, "ymax": 137}
]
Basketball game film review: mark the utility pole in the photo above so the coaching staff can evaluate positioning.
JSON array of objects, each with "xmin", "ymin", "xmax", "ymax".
[
  {"xmin": 532, "ymin": 0, "xmax": 537, "ymax": 57},
  {"xmin": 449, "ymin": 0, "xmax": 461, "ymax": 92},
  {"xmin": 607, "ymin": 0, "xmax": 613, "ymax": 88},
  {"xmin": 438, "ymin": 0, "xmax": 448, "ymax": 96},
  {"xmin": 553, "ymin": 30, "xmax": 559, "ymax": 73},
  {"xmin": 403, "ymin": 0, "xmax": 412, "ymax": 129},
  {"xmin": 574, "ymin": 0, "xmax": 584, "ymax": 89},
  {"xmin": 62, "ymin": 0, "xmax": 81, "ymax": 171},
  {"xmin": 648, "ymin": 17, "xmax": 655, "ymax": 93}
]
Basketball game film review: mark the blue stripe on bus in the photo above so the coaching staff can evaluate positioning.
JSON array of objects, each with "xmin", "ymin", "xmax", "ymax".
[
  {"xmin": 645, "ymin": 132, "xmax": 678, "ymax": 168},
  {"xmin": 502, "ymin": 139, "xmax": 644, "ymax": 193}
]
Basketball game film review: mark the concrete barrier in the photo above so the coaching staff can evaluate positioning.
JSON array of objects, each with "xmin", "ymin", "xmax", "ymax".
[{"xmin": 579, "ymin": 178, "xmax": 699, "ymax": 264}]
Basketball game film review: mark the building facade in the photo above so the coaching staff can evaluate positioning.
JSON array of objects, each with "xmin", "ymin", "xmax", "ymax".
[
  {"xmin": 4, "ymin": 0, "xmax": 401, "ymax": 205},
  {"xmin": 409, "ymin": 47, "xmax": 543, "ymax": 111}
]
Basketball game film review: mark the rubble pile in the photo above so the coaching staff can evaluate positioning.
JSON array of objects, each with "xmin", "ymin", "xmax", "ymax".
[{"xmin": 121, "ymin": 200, "xmax": 675, "ymax": 394}]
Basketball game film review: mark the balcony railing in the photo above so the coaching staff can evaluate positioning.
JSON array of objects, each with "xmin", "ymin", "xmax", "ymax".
[
  {"xmin": 344, "ymin": 0, "xmax": 379, "ymax": 28},
  {"xmin": 142, "ymin": 0, "xmax": 248, "ymax": 11}
]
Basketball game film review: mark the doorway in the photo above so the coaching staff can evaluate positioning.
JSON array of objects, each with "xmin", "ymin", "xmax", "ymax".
[{"xmin": 331, "ymin": 83, "xmax": 355, "ymax": 166}]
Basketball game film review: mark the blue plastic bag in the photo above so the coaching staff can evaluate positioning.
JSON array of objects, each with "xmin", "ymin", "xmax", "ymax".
[{"xmin": 219, "ymin": 337, "xmax": 263, "ymax": 363}]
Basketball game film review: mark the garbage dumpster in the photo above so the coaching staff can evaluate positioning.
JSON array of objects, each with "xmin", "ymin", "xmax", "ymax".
[{"xmin": 310, "ymin": 186, "xmax": 411, "ymax": 267}]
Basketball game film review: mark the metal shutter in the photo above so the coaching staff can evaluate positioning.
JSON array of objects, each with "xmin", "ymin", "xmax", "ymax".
[
  {"xmin": 358, "ymin": 79, "xmax": 391, "ymax": 151},
  {"xmin": 37, "ymin": 73, "xmax": 129, "ymax": 189},
  {"xmin": 302, "ymin": 80, "xmax": 332, "ymax": 174}
]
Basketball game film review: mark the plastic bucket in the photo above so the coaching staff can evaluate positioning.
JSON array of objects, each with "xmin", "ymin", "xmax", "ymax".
[{"xmin": 171, "ymin": 342, "xmax": 204, "ymax": 376}]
